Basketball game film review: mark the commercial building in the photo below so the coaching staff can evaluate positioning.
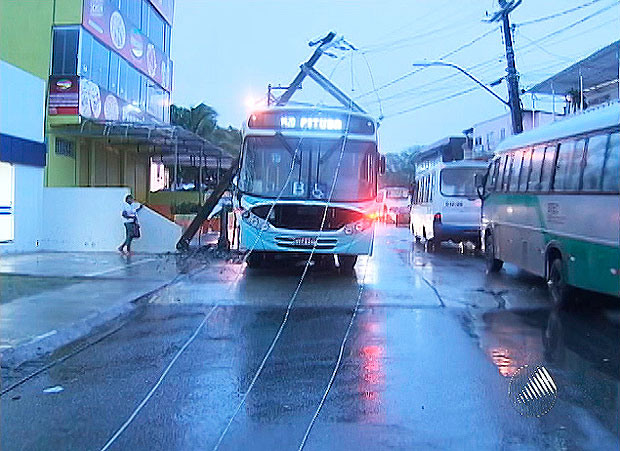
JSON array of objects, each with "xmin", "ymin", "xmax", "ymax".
[
  {"xmin": 471, "ymin": 109, "xmax": 558, "ymax": 157},
  {"xmin": 528, "ymin": 40, "xmax": 619, "ymax": 111},
  {"xmin": 46, "ymin": 0, "xmax": 175, "ymax": 200},
  {"xmin": 1, "ymin": 0, "xmax": 228, "ymax": 254}
]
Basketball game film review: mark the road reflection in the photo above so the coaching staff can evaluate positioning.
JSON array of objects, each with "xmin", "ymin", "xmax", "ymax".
[{"xmin": 471, "ymin": 303, "xmax": 620, "ymax": 434}]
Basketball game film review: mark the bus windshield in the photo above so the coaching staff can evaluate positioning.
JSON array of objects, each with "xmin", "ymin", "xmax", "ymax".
[
  {"xmin": 240, "ymin": 136, "xmax": 377, "ymax": 201},
  {"xmin": 440, "ymin": 167, "xmax": 487, "ymax": 197}
]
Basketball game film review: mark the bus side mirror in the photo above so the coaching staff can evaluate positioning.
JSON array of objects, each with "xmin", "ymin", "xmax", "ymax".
[
  {"xmin": 379, "ymin": 155, "xmax": 386, "ymax": 175},
  {"xmin": 474, "ymin": 173, "xmax": 485, "ymax": 200},
  {"xmin": 474, "ymin": 173, "xmax": 484, "ymax": 189}
]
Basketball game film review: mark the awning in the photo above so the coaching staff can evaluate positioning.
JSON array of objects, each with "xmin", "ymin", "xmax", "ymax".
[
  {"xmin": 527, "ymin": 41, "xmax": 619, "ymax": 96},
  {"xmin": 52, "ymin": 119, "xmax": 234, "ymax": 169}
]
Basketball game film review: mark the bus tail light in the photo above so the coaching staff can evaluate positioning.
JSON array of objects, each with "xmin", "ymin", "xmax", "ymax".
[
  {"xmin": 433, "ymin": 213, "xmax": 442, "ymax": 223},
  {"xmin": 366, "ymin": 211, "xmax": 381, "ymax": 221}
]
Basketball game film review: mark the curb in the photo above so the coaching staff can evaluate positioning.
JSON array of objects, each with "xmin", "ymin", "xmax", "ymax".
[{"xmin": 0, "ymin": 281, "xmax": 176, "ymax": 369}]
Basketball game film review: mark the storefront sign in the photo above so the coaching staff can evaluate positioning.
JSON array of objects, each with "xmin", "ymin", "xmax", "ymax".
[
  {"xmin": 50, "ymin": 76, "xmax": 162, "ymax": 124},
  {"xmin": 49, "ymin": 76, "xmax": 79, "ymax": 116},
  {"xmin": 79, "ymin": 78, "xmax": 161, "ymax": 124},
  {"xmin": 83, "ymin": 0, "xmax": 172, "ymax": 91}
]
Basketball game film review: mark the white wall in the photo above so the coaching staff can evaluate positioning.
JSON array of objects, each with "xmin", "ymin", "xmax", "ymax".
[
  {"xmin": 0, "ymin": 61, "xmax": 47, "ymax": 254},
  {"xmin": 40, "ymin": 188, "xmax": 182, "ymax": 253},
  {"xmin": 0, "ymin": 165, "xmax": 45, "ymax": 254},
  {"xmin": 473, "ymin": 111, "xmax": 560, "ymax": 155},
  {"xmin": 0, "ymin": 60, "xmax": 45, "ymax": 141}
]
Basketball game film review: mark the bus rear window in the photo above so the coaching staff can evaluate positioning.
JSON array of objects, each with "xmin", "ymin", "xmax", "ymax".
[{"xmin": 440, "ymin": 168, "xmax": 487, "ymax": 197}]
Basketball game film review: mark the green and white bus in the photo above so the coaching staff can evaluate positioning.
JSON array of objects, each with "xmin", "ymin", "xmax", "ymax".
[{"xmin": 480, "ymin": 102, "xmax": 620, "ymax": 305}]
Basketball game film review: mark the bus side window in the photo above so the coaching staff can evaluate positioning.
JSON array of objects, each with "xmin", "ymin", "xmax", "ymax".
[
  {"xmin": 519, "ymin": 149, "xmax": 531, "ymax": 191},
  {"xmin": 602, "ymin": 132, "xmax": 619, "ymax": 193},
  {"xmin": 416, "ymin": 180, "xmax": 421, "ymax": 204},
  {"xmin": 429, "ymin": 174, "xmax": 433, "ymax": 202},
  {"xmin": 528, "ymin": 146, "xmax": 544, "ymax": 191},
  {"xmin": 509, "ymin": 150, "xmax": 522, "ymax": 192},
  {"xmin": 556, "ymin": 139, "xmax": 586, "ymax": 191},
  {"xmin": 498, "ymin": 155, "xmax": 508, "ymax": 192},
  {"xmin": 504, "ymin": 153, "xmax": 515, "ymax": 192},
  {"xmin": 540, "ymin": 144, "xmax": 556, "ymax": 191},
  {"xmin": 582, "ymin": 134, "xmax": 609, "ymax": 191},
  {"xmin": 485, "ymin": 159, "xmax": 499, "ymax": 192},
  {"xmin": 425, "ymin": 175, "xmax": 431, "ymax": 203},
  {"xmin": 554, "ymin": 141, "xmax": 576, "ymax": 191}
]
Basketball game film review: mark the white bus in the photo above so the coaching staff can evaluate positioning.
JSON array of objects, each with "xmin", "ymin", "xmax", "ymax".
[
  {"xmin": 410, "ymin": 159, "xmax": 488, "ymax": 251},
  {"xmin": 233, "ymin": 106, "xmax": 383, "ymax": 272},
  {"xmin": 480, "ymin": 102, "xmax": 620, "ymax": 305}
]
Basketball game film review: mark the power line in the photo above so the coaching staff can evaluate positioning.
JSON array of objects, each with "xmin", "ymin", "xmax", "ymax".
[
  {"xmin": 516, "ymin": 0, "xmax": 608, "ymax": 26},
  {"xmin": 355, "ymin": 27, "xmax": 500, "ymax": 100},
  {"xmin": 363, "ymin": 2, "xmax": 618, "ymax": 111},
  {"xmin": 384, "ymin": 86, "xmax": 480, "ymax": 118}
]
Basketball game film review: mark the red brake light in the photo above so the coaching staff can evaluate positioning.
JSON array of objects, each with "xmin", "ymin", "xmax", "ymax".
[{"xmin": 433, "ymin": 213, "xmax": 442, "ymax": 222}]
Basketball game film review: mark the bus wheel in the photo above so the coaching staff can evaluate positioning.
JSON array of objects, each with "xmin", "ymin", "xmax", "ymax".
[
  {"xmin": 485, "ymin": 234, "xmax": 503, "ymax": 273},
  {"xmin": 338, "ymin": 255, "xmax": 357, "ymax": 274},
  {"xmin": 548, "ymin": 258, "xmax": 574, "ymax": 307}
]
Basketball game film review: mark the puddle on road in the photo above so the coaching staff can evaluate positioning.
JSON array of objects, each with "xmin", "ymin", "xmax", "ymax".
[{"xmin": 459, "ymin": 304, "xmax": 620, "ymax": 436}]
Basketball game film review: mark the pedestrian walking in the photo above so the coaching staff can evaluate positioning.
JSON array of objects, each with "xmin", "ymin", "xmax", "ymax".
[{"xmin": 118, "ymin": 194, "xmax": 143, "ymax": 254}]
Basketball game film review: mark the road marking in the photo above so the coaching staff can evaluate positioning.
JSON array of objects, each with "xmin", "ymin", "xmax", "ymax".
[
  {"xmin": 99, "ymin": 304, "xmax": 218, "ymax": 451},
  {"xmin": 86, "ymin": 258, "xmax": 157, "ymax": 277}
]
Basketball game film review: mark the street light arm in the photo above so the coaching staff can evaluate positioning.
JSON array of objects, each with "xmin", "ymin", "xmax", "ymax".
[{"xmin": 412, "ymin": 61, "xmax": 510, "ymax": 106}]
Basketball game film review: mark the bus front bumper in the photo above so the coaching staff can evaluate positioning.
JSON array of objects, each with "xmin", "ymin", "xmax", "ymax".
[
  {"xmin": 433, "ymin": 223, "xmax": 481, "ymax": 243},
  {"xmin": 239, "ymin": 223, "xmax": 374, "ymax": 256}
]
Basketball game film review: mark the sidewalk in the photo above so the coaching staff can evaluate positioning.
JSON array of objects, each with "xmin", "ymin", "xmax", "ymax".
[{"xmin": 0, "ymin": 252, "xmax": 190, "ymax": 368}]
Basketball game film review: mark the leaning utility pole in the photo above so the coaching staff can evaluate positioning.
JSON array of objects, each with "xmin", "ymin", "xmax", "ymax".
[{"xmin": 488, "ymin": 0, "xmax": 523, "ymax": 134}]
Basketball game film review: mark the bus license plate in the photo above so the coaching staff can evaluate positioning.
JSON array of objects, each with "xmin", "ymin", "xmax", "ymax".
[{"xmin": 294, "ymin": 237, "xmax": 317, "ymax": 246}]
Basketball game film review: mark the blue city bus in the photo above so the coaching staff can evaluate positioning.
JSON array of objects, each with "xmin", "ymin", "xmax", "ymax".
[{"xmin": 233, "ymin": 106, "xmax": 383, "ymax": 272}]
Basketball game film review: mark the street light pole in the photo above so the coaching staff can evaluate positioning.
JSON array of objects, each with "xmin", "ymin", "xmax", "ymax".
[{"xmin": 412, "ymin": 61, "xmax": 509, "ymax": 107}]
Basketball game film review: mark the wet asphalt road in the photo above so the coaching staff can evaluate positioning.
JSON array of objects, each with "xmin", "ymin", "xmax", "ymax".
[{"xmin": 2, "ymin": 225, "xmax": 619, "ymax": 450}]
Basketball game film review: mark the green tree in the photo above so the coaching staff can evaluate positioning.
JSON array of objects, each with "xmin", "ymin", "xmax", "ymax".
[
  {"xmin": 171, "ymin": 103, "xmax": 241, "ymax": 157},
  {"xmin": 379, "ymin": 145, "xmax": 421, "ymax": 188}
]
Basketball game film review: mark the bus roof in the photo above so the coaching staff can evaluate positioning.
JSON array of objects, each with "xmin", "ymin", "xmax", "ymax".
[
  {"xmin": 495, "ymin": 101, "xmax": 620, "ymax": 154},
  {"xmin": 441, "ymin": 160, "xmax": 489, "ymax": 168}
]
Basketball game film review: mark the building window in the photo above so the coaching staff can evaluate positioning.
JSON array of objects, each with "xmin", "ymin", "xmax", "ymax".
[
  {"xmin": 164, "ymin": 23, "xmax": 171, "ymax": 54},
  {"xmin": 55, "ymin": 138, "xmax": 76, "ymax": 158},
  {"xmin": 149, "ymin": 6, "xmax": 165, "ymax": 51},
  {"xmin": 52, "ymin": 28, "xmax": 79, "ymax": 75},
  {"xmin": 108, "ymin": 52, "xmax": 121, "ymax": 95}
]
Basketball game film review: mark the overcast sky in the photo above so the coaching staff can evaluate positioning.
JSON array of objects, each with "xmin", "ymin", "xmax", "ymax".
[{"xmin": 171, "ymin": 0, "xmax": 619, "ymax": 152}]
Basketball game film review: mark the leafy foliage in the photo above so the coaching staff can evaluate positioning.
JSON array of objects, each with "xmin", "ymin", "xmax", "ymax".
[
  {"xmin": 171, "ymin": 103, "xmax": 241, "ymax": 156},
  {"xmin": 379, "ymin": 145, "xmax": 422, "ymax": 188}
]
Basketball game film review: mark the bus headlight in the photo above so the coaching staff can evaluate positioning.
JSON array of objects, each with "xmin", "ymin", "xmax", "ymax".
[
  {"xmin": 243, "ymin": 212, "xmax": 267, "ymax": 230},
  {"xmin": 343, "ymin": 218, "xmax": 373, "ymax": 234}
]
